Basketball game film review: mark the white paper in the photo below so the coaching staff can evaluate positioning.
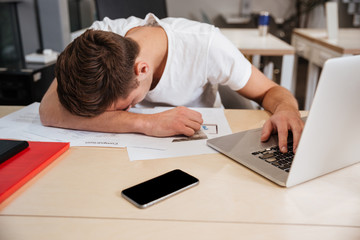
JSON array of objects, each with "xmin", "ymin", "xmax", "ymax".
[
  {"xmin": 0, "ymin": 104, "xmax": 232, "ymax": 159},
  {"xmin": 0, "ymin": 103, "xmax": 172, "ymax": 149}
]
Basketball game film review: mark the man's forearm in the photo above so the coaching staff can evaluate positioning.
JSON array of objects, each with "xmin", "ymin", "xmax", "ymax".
[
  {"xmin": 40, "ymin": 99, "xmax": 146, "ymax": 134},
  {"xmin": 261, "ymin": 86, "xmax": 300, "ymax": 116},
  {"xmin": 40, "ymin": 93, "xmax": 202, "ymax": 137},
  {"xmin": 40, "ymin": 105, "xmax": 202, "ymax": 137}
]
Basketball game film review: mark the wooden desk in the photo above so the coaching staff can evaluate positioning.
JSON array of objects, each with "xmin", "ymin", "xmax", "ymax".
[
  {"xmin": 292, "ymin": 28, "xmax": 360, "ymax": 110},
  {"xmin": 221, "ymin": 28, "xmax": 296, "ymax": 94},
  {"xmin": 1, "ymin": 107, "xmax": 359, "ymax": 239}
]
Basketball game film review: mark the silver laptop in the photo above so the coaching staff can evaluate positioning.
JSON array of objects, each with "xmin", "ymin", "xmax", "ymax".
[{"xmin": 207, "ymin": 55, "xmax": 360, "ymax": 187}]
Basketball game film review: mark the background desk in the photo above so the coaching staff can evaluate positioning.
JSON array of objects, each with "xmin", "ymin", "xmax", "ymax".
[
  {"xmin": 0, "ymin": 106, "xmax": 359, "ymax": 239},
  {"xmin": 291, "ymin": 28, "xmax": 360, "ymax": 110},
  {"xmin": 221, "ymin": 29, "xmax": 296, "ymax": 95}
]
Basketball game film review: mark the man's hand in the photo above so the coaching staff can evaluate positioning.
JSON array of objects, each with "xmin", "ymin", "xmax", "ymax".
[
  {"xmin": 144, "ymin": 106, "xmax": 203, "ymax": 137},
  {"xmin": 261, "ymin": 110, "xmax": 304, "ymax": 153},
  {"xmin": 236, "ymin": 66, "xmax": 304, "ymax": 153}
]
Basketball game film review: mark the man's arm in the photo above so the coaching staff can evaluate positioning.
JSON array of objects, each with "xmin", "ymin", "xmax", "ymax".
[
  {"xmin": 39, "ymin": 80, "xmax": 203, "ymax": 137},
  {"xmin": 237, "ymin": 66, "xmax": 304, "ymax": 153}
]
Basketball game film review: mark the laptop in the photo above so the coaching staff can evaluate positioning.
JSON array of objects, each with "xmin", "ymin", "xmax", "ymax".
[{"xmin": 207, "ymin": 55, "xmax": 360, "ymax": 187}]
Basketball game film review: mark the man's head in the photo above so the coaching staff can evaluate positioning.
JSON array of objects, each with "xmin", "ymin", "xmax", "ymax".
[{"xmin": 55, "ymin": 29, "xmax": 140, "ymax": 117}]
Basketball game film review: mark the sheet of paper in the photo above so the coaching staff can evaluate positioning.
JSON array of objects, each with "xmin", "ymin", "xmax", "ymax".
[
  {"xmin": 127, "ymin": 107, "xmax": 232, "ymax": 161},
  {"xmin": 0, "ymin": 103, "xmax": 172, "ymax": 149},
  {"xmin": 0, "ymin": 104, "xmax": 232, "ymax": 158},
  {"xmin": 0, "ymin": 102, "xmax": 40, "ymax": 128}
]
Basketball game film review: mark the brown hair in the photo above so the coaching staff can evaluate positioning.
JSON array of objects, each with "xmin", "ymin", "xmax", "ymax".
[{"xmin": 56, "ymin": 29, "xmax": 140, "ymax": 117}]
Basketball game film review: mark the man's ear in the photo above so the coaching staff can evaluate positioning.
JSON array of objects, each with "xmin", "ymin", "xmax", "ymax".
[{"xmin": 134, "ymin": 61, "xmax": 149, "ymax": 79}]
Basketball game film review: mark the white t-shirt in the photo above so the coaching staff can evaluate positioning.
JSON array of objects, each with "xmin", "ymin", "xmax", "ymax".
[{"xmin": 90, "ymin": 13, "xmax": 252, "ymax": 108}]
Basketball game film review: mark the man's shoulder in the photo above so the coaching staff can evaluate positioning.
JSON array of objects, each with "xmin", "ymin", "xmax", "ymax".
[
  {"xmin": 90, "ymin": 16, "xmax": 144, "ymax": 35},
  {"xmin": 161, "ymin": 17, "xmax": 216, "ymax": 34}
]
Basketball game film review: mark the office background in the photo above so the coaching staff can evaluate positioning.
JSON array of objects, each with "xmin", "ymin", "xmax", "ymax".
[
  {"xmin": 1, "ymin": 0, "xmax": 359, "ymax": 108},
  {"xmin": 1, "ymin": 2, "xmax": 360, "ymax": 238},
  {"xmin": 9, "ymin": 0, "xmax": 358, "ymax": 55}
]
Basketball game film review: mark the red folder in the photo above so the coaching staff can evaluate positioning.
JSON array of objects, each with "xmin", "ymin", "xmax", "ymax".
[{"xmin": 0, "ymin": 141, "xmax": 69, "ymax": 203}]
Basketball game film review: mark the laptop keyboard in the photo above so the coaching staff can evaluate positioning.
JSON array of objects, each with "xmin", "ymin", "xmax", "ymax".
[{"xmin": 251, "ymin": 134, "xmax": 294, "ymax": 172}]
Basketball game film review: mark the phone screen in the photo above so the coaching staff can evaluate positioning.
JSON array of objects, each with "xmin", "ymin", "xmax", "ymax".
[{"xmin": 121, "ymin": 169, "xmax": 199, "ymax": 208}]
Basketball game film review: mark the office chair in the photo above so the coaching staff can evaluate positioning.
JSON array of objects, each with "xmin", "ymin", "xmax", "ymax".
[{"xmin": 95, "ymin": 0, "xmax": 168, "ymax": 20}]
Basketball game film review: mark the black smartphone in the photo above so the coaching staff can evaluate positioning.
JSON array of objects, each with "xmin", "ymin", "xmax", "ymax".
[
  {"xmin": 121, "ymin": 169, "xmax": 199, "ymax": 208},
  {"xmin": 0, "ymin": 139, "xmax": 29, "ymax": 164}
]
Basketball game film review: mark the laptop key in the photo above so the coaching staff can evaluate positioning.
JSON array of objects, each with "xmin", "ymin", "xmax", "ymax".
[
  {"xmin": 259, "ymin": 153, "xmax": 275, "ymax": 159},
  {"xmin": 265, "ymin": 157, "xmax": 277, "ymax": 162},
  {"xmin": 254, "ymin": 143, "xmax": 295, "ymax": 172}
]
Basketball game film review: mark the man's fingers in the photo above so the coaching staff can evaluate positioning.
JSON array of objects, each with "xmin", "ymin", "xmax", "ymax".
[
  {"xmin": 261, "ymin": 120, "xmax": 273, "ymax": 142},
  {"xmin": 290, "ymin": 120, "xmax": 305, "ymax": 153},
  {"xmin": 175, "ymin": 107, "xmax": 203, "ymax": 123},
  {"xmin": 181, "ymin": 127, "xmax": 196, "ymax": 137},
  {"xmin": 172, "ymin": 107, "xmax": 203, "ymax": 136},
  {"xmin": 261, "ymin": 112, "xmax": 304, "ymax": 154},
  {"xmin": 277, "ymin": 125, "xmax": 289, "ymax": 153},
  {"xmin": 186, "ymin": 108, "xmax": 203, "ymax": 125},
  {"xmin": 182, "ymin": 120, "xmax": 202, "ymax": 136}
]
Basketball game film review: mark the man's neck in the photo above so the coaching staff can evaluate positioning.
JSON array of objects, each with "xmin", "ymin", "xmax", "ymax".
[{"xmin": 126, "ymin": 26, "xmax": 168, "ymax": 90}]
